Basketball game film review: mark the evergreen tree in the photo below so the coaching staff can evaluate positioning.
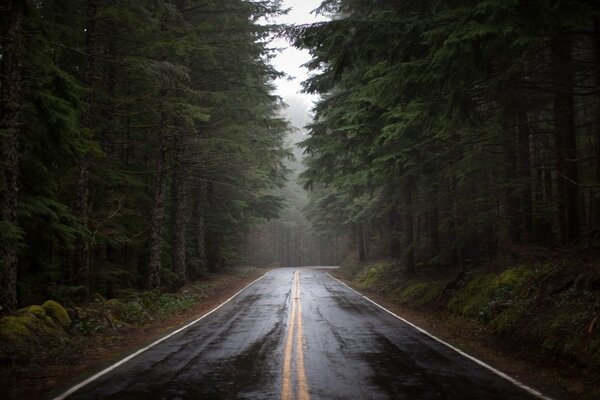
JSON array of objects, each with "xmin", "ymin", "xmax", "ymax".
[{"xmin": 290, "ymin": 0, "xmax": 600, "ymax": 271}]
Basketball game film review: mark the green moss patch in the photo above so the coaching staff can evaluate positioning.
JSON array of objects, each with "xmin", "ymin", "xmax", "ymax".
[
  {"xmin": 17, "ymin": 305, "xmax": 46, "ymax": 318},
  {"xmin": 391, "ymin": 280, "xmax": 448, "ymax": 307},
  {"xmin": 0, "ymin": 305, "xmax": 66, "ymax": 358},
  {"xmin": 42, "ymin": 300, "xmax": 71, "ymax": 328}
]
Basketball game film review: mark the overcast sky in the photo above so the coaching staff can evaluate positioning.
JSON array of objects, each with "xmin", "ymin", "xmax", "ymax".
[{"xmin": 270, "ymin": 0, "xmax": 328, "ymax": 107}]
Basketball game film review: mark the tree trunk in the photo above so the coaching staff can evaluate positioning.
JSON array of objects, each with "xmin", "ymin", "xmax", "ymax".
[
  {"xmin": 170, "ymin": 128, "xmax": 188, "ymax": 285},
  {"xmin": 148, "ymin": 114, "xmax": 167, "ymax": 289},
  {"xmin": 357, "ymin": 224, "xmax": 366, "ymax": 262},
  {"xmin": 502, "ymin": 102, "xmax": 522, "ymax": 244},
  {"xmin": 448, "ymin": 176, "xmax": 461, "ymax": 267},
  {"xmin": 0, "ymin": 0, "xmax": 23, "ymax": 312},
  {"xmin": 552, "ymin": 34, "xmax": 580, "ymax": 243},
  {"xmin": 388, "ymin": 204, "xmax": 401, "ymax": 258},
  {"xmin": 191, "ymin": 185, "xmax": 206, "ymax": 274},
  {"xmin": 593, "ymin": 19, "xmax": 600, "ymax": 230},
  {"xmin": 71, "ymin": 0, "xmax": 98, "ymax": 298},
  {"xmin": 428, "ymin": 185, "xmax": 441, "ymax": 259},
  {"xmin": 517, "ymin": 110, "xmax": 533, "ymax": 243},
  {"xmin": 404, "ymin": 180, "xmax": 415, "ymax": 274}
]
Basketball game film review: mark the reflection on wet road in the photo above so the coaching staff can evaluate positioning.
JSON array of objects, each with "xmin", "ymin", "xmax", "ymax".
[{"xmin": 57, "ymin": 268, "xmax": 543, "ymax": 400}]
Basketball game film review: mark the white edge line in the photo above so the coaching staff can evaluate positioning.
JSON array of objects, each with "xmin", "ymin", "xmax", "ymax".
[
  {"xmin": 326, "ymin": 273, "xmax": 554, "ymax": 400},
  {"xmin": 53, "ymin": 271, "xmax": 271, "ymax": 400}
]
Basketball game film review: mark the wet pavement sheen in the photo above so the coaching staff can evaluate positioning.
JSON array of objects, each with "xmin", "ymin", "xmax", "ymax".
[{"xmin": 60, "ymin": 268, "xmax": 539, "ymax": 400}]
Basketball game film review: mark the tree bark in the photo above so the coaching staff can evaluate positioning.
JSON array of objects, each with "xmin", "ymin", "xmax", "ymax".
[
  {"xmin": 502, "ymin": 98, "xmax": 522, "ymax": 244},
  {"xmin": 0, "ymin": 0, "xmax": 23, "ymax": 312},
  {"xmin": 517, "ymin": 110, "xmax": 533, "ymax": 243},
  {"xmin": 191, "ymin": 185, "xmax": 206, "ymax": 274},
  {"xmin": 170, "ymin": 128, "xmax": 188, "ymax": 285},
  {"xmin": 404, "ymin": 179, "xmax": 415, "ymax": 274},
  {"xmin": 552, "ymin": 34, "xmax": 580, "ymax": 243},
  {"xmin": 71, "ymin": 0, "xmax": 98, "ymax": 298},
  {"xmin": 428, "ymin": 185, "xmax": 441, "ymax": 258},
  {"xmin": 388, "ymin": 204, "xmax": 401, "ymax": 258},
  {"xmin": 593, "ymin": 19, "xmax": 600, "ymax": 229},
  {"xmin": 357, "ymin": 224, "xmax": 366, "ymax": 262},
  {"xmin": 148, "ymin": 113, "xmax": 167, "ymax": 289}
]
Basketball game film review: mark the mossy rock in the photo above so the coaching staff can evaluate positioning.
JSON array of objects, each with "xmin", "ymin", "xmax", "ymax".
[
  {"xmin": 0, "ymin": 311, "xmax": 64, "ymax": 357},
  {"xmin": 42, "ymin": 300, "xmax": 71, "ymax": 328},
  {"xmin": 0, "ymin": 316, "xmax": 31, "ymax": 338},
  {"xmin": 17, "ymin": 305, "xmax": 47, "ymax": 318}
]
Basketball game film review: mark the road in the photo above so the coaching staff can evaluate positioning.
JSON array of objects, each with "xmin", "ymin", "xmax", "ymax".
[{"xmin": 55, "ymin": 268, "xmax": 544, "ymax": 400}]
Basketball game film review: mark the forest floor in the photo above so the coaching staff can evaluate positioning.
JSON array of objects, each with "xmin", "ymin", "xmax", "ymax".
[
  {"xmin": 333, "ymin": 254, "xmax": 600, "ymax": 400},
  {"xmin": 0, "ymin": 267, "xmax": 271, "ymax": 400}
]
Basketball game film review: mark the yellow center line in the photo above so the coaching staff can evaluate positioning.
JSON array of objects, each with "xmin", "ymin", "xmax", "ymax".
[
  {"xmin": 296, "ymin": 291, "xmax": 309, "ymax": 400},
  {"xmin": 281, "ymin": 270, "xmax": 310, "ymax": 400},
  {"xmin": 281, "ymin": 272, "xmax": 297, "ymax": 400}
]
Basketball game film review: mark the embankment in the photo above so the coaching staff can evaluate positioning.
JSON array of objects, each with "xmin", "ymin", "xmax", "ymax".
[{"xmin": 335, "ymin": 257, "xmax": 600, "ymax": 400}]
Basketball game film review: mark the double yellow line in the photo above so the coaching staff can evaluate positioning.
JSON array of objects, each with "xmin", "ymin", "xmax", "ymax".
[{"xmin": 281, "ymin": 270, "xmax": 310, "ymax": 400}]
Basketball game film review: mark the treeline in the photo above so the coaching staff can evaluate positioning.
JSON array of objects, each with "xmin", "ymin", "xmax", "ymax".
[
  {"xmin": 246, "ymin": 101, "xmax": 349, "ymax": 268},
  {"xmin": 246, "ymin": 221, "xmax": 346, "ymax": 267},
  {"xmin": 0, "ymin": 0, "xmax": 289, "ymax": 311},
  {"xmin": 291, "ymin": 0, "xmax": 600, "ymax": 271}
]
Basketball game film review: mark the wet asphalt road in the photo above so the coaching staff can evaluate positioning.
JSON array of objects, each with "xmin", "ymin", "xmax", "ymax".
[{"xmin": 58, "ymin": 268, "xmax": 541, "ymax": 400}]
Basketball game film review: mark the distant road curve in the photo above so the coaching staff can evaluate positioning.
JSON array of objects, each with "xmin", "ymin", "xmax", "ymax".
[{"xmin": 54, "ymin": 267, "xmax": 550, "ymax": 400}]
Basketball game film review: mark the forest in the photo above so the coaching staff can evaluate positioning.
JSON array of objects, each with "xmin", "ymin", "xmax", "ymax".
[
  {"xmin": 0, "ymin": 0, "xmax": 294, "ymax": 312},
  {"xmin": 2, "ymin": 0, "xmax": 600, "ymax": 398},
  {"xmin": 1, "ymin": 0, "xmax": 599, "ymax": 306},
  {"xmin": 290, "ymin": 0, "xmax": 600, "ymax": 272}
]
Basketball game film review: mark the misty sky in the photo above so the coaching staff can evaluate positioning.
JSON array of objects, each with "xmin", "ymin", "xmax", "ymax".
[{"xmin": 271, "ymin": 0, "xmax": 328, "ymax": 109}]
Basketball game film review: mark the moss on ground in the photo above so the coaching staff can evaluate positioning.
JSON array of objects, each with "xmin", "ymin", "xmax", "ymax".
[
  {"xmin": 42, "ymin": 300, "xmax": 71, "ymax": 328},
  {"xmin": 17, "ymin": 305, "xmax": 46, "ymax": 318},
  {"xmin": 0, "ymin": 303, "xmax": 67, "ymax": 358},
  {"xmin": 391, "ymin": 280, "xmax": 448, "ymax": 307}
]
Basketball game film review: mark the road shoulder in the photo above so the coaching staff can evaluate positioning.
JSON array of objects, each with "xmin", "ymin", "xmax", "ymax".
[
  {"xmin": 0, "ymin": 268, "xmax": 271, "ymax": 400},
  {"xmin": 331, "ymin": 273, "xmax": 587, "ymax": 400}
]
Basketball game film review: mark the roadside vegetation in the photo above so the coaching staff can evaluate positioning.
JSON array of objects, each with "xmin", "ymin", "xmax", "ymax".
[
  {"xmin": 337, "ymin": 256, "xmax": 600, "ymax": 399},
  {"xmin": 0, "ymin": 0, "xmax": 290, "ymax": 314},
  {"xmin": 0, "ymin": 267, "xmax": 265, "ymax": 399}
]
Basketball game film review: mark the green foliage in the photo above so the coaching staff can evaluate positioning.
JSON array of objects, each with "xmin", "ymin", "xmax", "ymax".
[
  {"xmin": 394, "ymin": 281, "xmax": 447, "ymax": 308},
  {"xmin": 111, "ymin": 290, "xmax": 204, "ymax": 324},
  {"xmin": 3, "ymin": 0, "xmax": 291, "ymax": 304},
  {"xmin": 290, "ymin": 0, "xmax": 600, "ymax": 269}
]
